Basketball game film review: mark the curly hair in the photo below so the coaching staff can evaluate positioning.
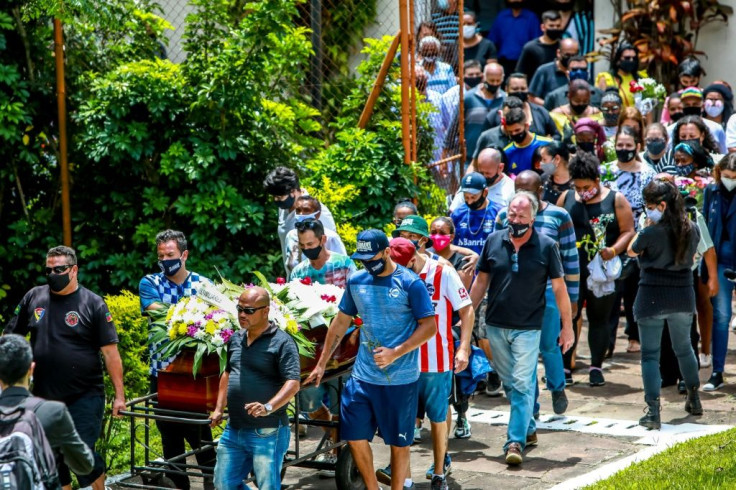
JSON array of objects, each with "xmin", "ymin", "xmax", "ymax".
[
  {"xmin": 568, "ymin": 150, "xmax": 601, "ymax": 181},
  {"xmin": 671, "ymin": 116, "xmax": 720, "ymax": 155}
]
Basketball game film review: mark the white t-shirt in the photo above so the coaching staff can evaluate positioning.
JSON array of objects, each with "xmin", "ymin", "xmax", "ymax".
[{"xmin": 418, "ymin": 258, "xmax": 472, "ymax": 373}]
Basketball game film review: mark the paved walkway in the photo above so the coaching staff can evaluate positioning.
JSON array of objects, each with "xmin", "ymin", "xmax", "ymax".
[{"xmin": 111, "ymin": 325, "xmax": 736, "ymax": 489}]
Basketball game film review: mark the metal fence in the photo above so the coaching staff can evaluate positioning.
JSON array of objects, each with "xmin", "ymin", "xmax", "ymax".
[{"xmin": 155, "ymin": 0, "xmax": 466, "ymax": 195}]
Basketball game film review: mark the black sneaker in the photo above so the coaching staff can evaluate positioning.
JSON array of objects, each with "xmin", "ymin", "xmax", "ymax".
[
  {"xmin": 564, "ymin": 371, "xmax": 573, "ymax": 386},
  {"xmin": 589, "ymin": 370, "xmax": 605, "ymax": 387},
  {"xmin": 430, "ymin": 475, "xmax": 449, "ymax": 490},
  {"xmin": 486, "ymin": 371, "xmax": 503, "ymax": 397},
  {"xmin": 677, "ymin": 380, "xmax": 687, "ymax": 394},
  {"xmin": 551, "ymin": 390, "xmax": 568, "ymax": 414},
  {"xmin": 703, "ymin": 372, "xmax": 724, "ymax": 392}
]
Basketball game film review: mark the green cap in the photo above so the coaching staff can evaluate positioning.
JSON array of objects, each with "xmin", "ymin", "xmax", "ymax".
[{"xmin": 391, "ymin": 215, "xmax": 434, "ymax": 248}]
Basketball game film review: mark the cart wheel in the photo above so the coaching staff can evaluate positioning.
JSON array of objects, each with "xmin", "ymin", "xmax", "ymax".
[{"xmin": 335, "ymin": 447, "xmax": 366, "ymax": 490}]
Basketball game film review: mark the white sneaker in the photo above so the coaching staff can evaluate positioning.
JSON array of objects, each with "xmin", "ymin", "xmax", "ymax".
[
  {"xmin": 413, "ymin": 426, "xmax": 422, "ymax": 442},
  {"xmin": 700, "ymin": 353, "xmax": 712, "ymax": 369},
  {"xmin": 316, "ymin": 452, "xmax": 337, "ymax": 478}
]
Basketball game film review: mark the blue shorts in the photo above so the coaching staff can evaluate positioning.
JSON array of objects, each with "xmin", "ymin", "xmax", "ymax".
[
  {"xmin": 299, "ymin": 378, "xmax": 340, "ymax": 415},
  {"xmin": 340, "ymin": 377, "xmax": 418, "ymax": 447},
  {"xmin": 417, "ymin": 372, "xmax": 452, "ymax": 422}
]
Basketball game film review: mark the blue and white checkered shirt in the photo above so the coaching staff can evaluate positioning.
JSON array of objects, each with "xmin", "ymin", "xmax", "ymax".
[{"xmin": 139, "ymin": 271, "xmax": 211, "ymax": 376}]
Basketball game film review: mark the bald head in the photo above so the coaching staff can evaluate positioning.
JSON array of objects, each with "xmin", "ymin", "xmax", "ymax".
[
  {"xmin": 239, "ymin": 287, "xmax": 270, "ymax": 307},
  {"xmin": 476, "ymin": 148, "xmax": 504, "ymax": 180},
  {"xmin": 515, "ymin": 170, "xmax": 543, "ymax": 197},
  {"xmin": 484, "ymin": 62, "xmax": 504, "ymax": 87},
  {"xmin": 560, "ymin": 38, "xmax": 579, "ymax": 55}
]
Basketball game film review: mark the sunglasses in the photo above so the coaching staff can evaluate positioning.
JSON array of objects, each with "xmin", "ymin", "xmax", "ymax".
[
  {"xmin": 236, "ymin": 305, "xmax": 268, "ymax": 315},
  {"xmin": 511, "ymin": 252, "xmax": 519, "ymax": 273},
  {"xmin": 45, "ymin": 264, "xmax": 73, "ymax": 275},
  {"xmin": 295, "ymin": 219, "xmax": 321, "ymax": 232}
]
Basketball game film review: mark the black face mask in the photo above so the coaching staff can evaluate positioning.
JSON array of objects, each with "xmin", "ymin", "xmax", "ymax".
[
  {"xmin": 276, "ymin": 194, "xmax": 295, "ymax": 210},
  {"xmin": 510, "ymin": 130, "xmax": 527, "ymax": 144},
  {"xmin": 559, "ymin": 54, "xmax": 572, "ymax": 69},
  {"xmin": 465, "ymin": 75, "xmax": 483, "ymax": 88},
  {"xmin": 512, "ymin": 91, "xmax": 529, "ymax": 103},
  {"xmin": 158, "ymin": 258, "xmax": 183, "ymax": 277},
  {"xmin": 570, "ymin": 103, "xmax": 588, "ymax": 115},
  {"xmin": 546, "ymin": 29, "xmax": 564, "ymax": 41},
  {"xmin": 670, "ymin": 111, "xmax": 684, "ymax": 122},
  {"xmin": 486, "ymin": 174, "xmax": 500, "ymax": 186},
  {"xmin": 484, "ymin": 82, "xmax": 500, "ymax": 94},
  {"xmin": 578, "ymin": 141, "xmax": 595, "ymax": 153},
  {"xmin": 467, "ymin": 193, "xmax": 487, "ymax": 210},
  {"xmin": 603, "ymin": 112, "xmax": 620, "ymax": 126},
  {"xmin": 509, "ymin": 222, "xmax": 531, "ymax": 238},
  {"xmin": 48, "ymin": 272, "xmax": 71, "ymax": 292},
  {"xmin": 619, "ymin": 59, "xmax": 638, "ymax": 74},
  {"xmin": 616, "ymin": 148, "xmax": 637, "ymax": 163},
  {"xmin": 682, "ymin": 106, "xmax": 703, "ymax": 116},
  {"xmin": 302, "ymin": 245, "xmax": 322, "ymax": 260},
  {"xmin": 361, "ymin": 256, "xmax": 387, "ymax": 276}
]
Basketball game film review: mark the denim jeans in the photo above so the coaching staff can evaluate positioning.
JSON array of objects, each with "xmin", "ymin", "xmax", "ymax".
[
  {"xmin": 533, "ymin": 286, "xmax": 565, "ymax": 414},
  {"xmin": 213, "ymin": 422, "xmax": 290, "ymax": 490},
  {"xmin": 711, "ymin": 264, "xmax": 735, "ymax": 373},
  {"xmin": 486, "ymin": 325, "xmax": 541, "ymax": 450},
  {"xmin": 639, "ymin": 312, "xmax": 699, "ymax": 399}
]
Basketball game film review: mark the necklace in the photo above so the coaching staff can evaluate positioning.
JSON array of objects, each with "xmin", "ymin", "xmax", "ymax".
[{"xmin": 464, "ymin": 204, "xmax": 490, "ymax": 236}]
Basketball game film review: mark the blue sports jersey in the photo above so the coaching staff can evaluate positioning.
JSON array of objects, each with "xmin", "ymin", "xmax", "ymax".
[
  {"xmin": 339, "ymin": 266, "xmax": 435, "ymax": 385},
  {"xmin": 451, "ymin": 200, "xmax": 504, "ymax": 255}
]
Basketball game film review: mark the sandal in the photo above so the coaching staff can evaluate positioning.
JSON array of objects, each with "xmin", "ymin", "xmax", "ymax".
[{"xmin": 626, "ymin": 340, "xmax": 641, "ymax": 353}]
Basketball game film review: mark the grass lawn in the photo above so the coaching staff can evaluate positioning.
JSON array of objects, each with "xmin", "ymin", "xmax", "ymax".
[{"xmin": 586, "ymin": 427, "xmax": 736, "ymax": 489}]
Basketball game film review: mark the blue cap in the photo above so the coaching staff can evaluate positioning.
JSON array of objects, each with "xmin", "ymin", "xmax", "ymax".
[
  {"xmin": 351, "ymin": 229, "xmax": 390, "ymax": 260},
  {"xmin": 460, "ymin": 172, "xmax": 487, "ymax": 194}
]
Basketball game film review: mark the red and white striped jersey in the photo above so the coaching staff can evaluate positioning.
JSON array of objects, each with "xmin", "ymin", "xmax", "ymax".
[{"xmin": 418, "ymin": 258, "xmax": 472, "ymax": 373}]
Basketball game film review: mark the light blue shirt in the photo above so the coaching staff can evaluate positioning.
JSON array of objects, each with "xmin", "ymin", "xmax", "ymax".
[{"xmin": 339, "ymin": 266, "xmax": 435, "ymax": 385}]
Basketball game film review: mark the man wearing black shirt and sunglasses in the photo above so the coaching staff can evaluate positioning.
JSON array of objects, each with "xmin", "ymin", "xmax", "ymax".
[{"xmin": 5, "ymin": 245, "xmax": 125, "ymax": 490}]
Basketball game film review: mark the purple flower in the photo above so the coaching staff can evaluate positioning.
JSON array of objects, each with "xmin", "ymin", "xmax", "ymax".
[
  {"xmin": 204, "ymin": 313, "xmax": 213, "ymax": 320},
  {"xmin": 221, "ymin": 329, "xmax": 234, "ymax": 343},
  {"xmin": 186, "ymin": 325, "xmax": 198, "ymax": 338}
]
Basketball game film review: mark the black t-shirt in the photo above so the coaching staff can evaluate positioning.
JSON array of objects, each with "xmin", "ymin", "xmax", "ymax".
[
  {"xmin": 5, "ymin": 286, "xmax": 119, "ymax": 403},
  {"xmin": 542, "ymin": 174, "xmax": 573, "ymax": 204},
  {"xmin": 473, "ymin": 126, "xmax": 512, "ymax": 160},
  {"xmin": 476, "ymin": 229, "xmax": 564, "ymax": 330},
  {"xmin": 515, "ymin": 39, "xmax": 559, "ymax": 81},
  {"xmin": 632, "ymin": 222, "xmax": 700, "ymax": 272},
  {"xmin": 225, "ymin": 323, "xmax": 300, "ymax": 429},
  {"xmin": 465, "ymin": 38, "xmax": 497, "ymax": 66}
]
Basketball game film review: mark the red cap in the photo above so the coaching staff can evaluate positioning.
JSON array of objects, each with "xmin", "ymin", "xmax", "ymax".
[{"xmin": 389, "ymin": 237, "xmax": 416, "ymax": 267}]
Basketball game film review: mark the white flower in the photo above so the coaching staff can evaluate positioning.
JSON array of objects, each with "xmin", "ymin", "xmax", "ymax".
[{"xmin": 211, "ymin": 335, "xmax": 224, "ymax": 346}]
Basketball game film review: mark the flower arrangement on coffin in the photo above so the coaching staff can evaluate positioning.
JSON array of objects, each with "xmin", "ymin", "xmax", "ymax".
[{"xmin": 630, "ymin": 78, "xmax": 666, "ymax": 116}]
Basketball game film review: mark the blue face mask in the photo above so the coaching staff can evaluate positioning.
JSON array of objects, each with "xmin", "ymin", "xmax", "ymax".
[
  {"xmin": 158, "ymin": 257, "xmax": 182, "ymax": 277},
  {"xmin": 676, "ymin": 163, "xmax": 695, "ymax": 177},
  {"xmin": 295, "ymin": 212, "xmax": 318, "ymax": 223},
  {"xmin": 569, "ymin": 69, "xmax": 588, "ymax": 81}
]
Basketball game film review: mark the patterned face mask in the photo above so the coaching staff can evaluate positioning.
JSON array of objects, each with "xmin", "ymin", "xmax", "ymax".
[{"xmin": 578, "ymin": 186, "xmax": 599, "ymax": 202}]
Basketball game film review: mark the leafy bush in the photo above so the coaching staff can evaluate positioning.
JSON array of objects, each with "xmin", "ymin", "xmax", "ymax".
[{"xmin": 100, "ymin": 290, "xmax": 160, "ymax": 475}]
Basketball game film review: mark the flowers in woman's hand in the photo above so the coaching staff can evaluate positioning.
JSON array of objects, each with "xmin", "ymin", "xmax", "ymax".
[
  {"xmin": 629, "ymin": 80, "xmax": 644, "ymax": 93},
  {"xmin": 276, "ymin": 277, "xmax": 286, "ymax": 285},
  {"xmin": 353, "ymin": 317, "xmax": 364, "ymax": 327},
  {"xmin": 300, "ymin": 277, "xmax": 312, "ymax": 285}
]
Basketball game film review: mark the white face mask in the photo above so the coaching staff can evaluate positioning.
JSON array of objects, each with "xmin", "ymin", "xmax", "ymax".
[
  {"xmin": 721, "ymin": 177, "xmax": 736, "ymax": 192},
  {"xmin": 704, "ymin": 99, "xmax": 724, "ymax": 118},
  {"xmin": 463, "ymin": 25, "xmax": 477, "ymax": 39}
]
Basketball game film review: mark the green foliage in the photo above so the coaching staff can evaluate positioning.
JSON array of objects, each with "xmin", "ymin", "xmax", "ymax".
[
  {"xmin": 99, "ymin": 290, "xmax": 157, "ymax": 475},
  {"xmin": 0, "ymin": 0, "xmax": 321, "ymax": 322},
  {"xmin": 586, "ymin": 427, "xmax": 736, "ymax": 489}
]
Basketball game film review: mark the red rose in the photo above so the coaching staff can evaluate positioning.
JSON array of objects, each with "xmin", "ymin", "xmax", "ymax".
[
  {"xmin": 353, "ymin": 317, "xmax": 364, "ymax": 326},
  {"xmin": 276, "ymin": 277, "xmax": 286, "ymax": 285},
  {"xmin": 300, "ymin": 277, "xmax": 312, "ymax": 285}
]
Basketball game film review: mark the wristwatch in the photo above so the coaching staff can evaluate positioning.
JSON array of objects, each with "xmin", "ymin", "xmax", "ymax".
[{"xmin": 264, "ymin": 403, "xmax": 273, "ymax": 414}]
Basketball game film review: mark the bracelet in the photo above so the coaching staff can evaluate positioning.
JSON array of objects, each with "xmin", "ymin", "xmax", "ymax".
[{"xmin": 608, "ymin": 247, "xmax": 616, "ymax": 256}]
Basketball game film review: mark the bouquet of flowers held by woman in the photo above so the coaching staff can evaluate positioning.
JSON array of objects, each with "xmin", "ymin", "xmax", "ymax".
[
  {"xmin": 675, "ymin": 175, "xmax": 714, "ymax": 210},
  {"xmin": 578, "ymin": 214, "xmax": 622, "ymax": 297},
  {"xmin": 630, "ymin": 78, "xmax": 666, "ymax": 116}
]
